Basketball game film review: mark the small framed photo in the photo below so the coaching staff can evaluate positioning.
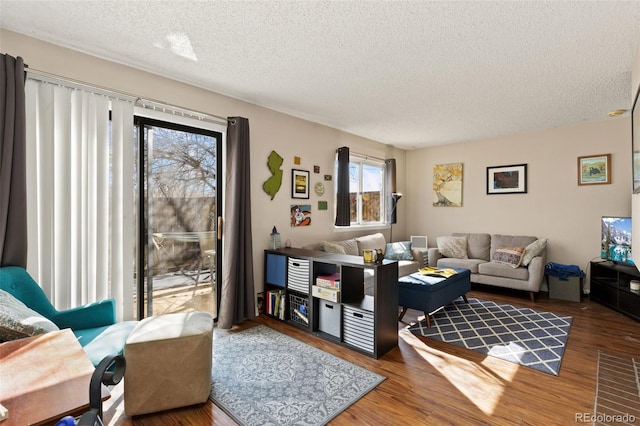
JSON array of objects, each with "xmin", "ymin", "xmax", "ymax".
[
  {"xmin": 291, "ymin": 169, "xmax": 310, "ymax": 199},
  {"xmin": 578, "ymin": 154, "xmax": 611, "ymax": 186},
  {"xmin": 487, "ymin": 164, "xmax": 527, "ymax": 194}
]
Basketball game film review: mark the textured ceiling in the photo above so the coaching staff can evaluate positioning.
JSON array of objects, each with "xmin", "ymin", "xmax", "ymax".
[{"xmin": 1, "ymin": 1, "xmax": 640, "ymax": 149}]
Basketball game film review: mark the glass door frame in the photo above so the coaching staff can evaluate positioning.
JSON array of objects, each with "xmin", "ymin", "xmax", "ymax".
[{"xmin": 135, "ymin": 115, "xmax": 223, "ymax": 321}]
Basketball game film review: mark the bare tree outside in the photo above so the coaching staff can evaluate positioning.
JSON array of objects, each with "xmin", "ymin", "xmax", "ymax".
[
  {"xmin": 147, "ymin": 126, "xmax": 217, "ymax": 235},
  {"xmin": 133, "ymin": 119, "xmax": 221, "ymax": 319}
]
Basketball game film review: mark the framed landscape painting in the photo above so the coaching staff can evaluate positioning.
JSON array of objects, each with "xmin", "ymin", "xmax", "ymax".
[{"xmin": 578, "ymin": 154, "xmax": 610, "ymax": 186}]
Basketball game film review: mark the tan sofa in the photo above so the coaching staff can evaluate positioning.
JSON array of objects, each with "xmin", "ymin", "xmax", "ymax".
[
  {"xmin": 303, "ymin": 232, "xmax": 428, "ymax": 294},
  {"xmin": 428, "ymin": 233, "xmax": 547, "ymax": 301}
]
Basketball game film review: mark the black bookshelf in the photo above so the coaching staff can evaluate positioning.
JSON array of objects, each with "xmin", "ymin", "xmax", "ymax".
[{"xmin": 263, "ymin": 248, "xmax": 399, "ymax": 359}]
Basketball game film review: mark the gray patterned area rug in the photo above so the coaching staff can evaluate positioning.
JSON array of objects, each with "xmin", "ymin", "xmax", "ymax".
[
  {"xmin": 210, "ymin": 325, "xmax": 385, "ymax": 426},
  {"xmin": 408, "ymin": 297, "xmax": 572, "ymax": 375}
]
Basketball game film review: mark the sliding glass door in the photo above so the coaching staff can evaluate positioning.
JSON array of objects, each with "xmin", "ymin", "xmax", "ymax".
[{"xmin": 135, "ymin": 117, "xmax": 222, "ymax": 320}]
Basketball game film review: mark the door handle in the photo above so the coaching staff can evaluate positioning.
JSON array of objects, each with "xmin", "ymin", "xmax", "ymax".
[{"xmin": 217, "ymin": 216, "xmax": 223, "ymax": 239}]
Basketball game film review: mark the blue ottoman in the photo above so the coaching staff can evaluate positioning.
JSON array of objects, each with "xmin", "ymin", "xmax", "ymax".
[{"xmin": 398, "ymin": 268, "xmax": 471, "ymax": 327}]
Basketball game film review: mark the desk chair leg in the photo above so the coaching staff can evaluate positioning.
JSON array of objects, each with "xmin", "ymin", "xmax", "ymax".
[
  {"xmin": 424, "ymin": 313, "xmax": 431, "ymax": 328},
  {"xmin": 398, "ymin": 307, "xmax": 408, "ymax": 321}
]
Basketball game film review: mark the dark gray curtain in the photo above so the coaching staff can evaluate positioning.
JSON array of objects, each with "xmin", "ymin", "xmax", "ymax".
[
  {"xmin": 218, "ymin": 117, "xmax": 255, "ymax": 329},
  {"xmin": 0, "ymin": 54, "xmax": 27, "ymax": 267},
  {"xmin": 385, "ymin": 159, "xmax": 397, "ymax": 224},
  {"xmin": 335, "ymin": 146, "xmax": 350, "ymax": 226}
]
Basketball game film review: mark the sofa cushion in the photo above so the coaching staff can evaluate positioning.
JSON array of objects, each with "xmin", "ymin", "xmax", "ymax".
[
  {"xmin": 436, "ymin": 257, "xmax": 485, "ymax": 273},
  {"xmin": 490, "ymin": 234, "xmax": 537, "ymax": 260},
  {"xmin": 437, "ymin": 236, "xmax": 468, "ymax": 259},
  {"xmin": 322, "ymin": 241, "xmax": 347, "ymax": 254},
  {"xmin": 398, "ymin": 260, "xmax": 420, "ymax": 277},
  {"xmin": 522, "ymin": 238, "xmax": 547, "ymax": 266},
  {"xmin": 384, "ymin": 241, "xmax": 414, "ymax": 260},
  {"xmin": 0, "ymin": 289, "xmax": 59, "ymax": 341},
  {"xmin": 356, "ymin": 233, "xmax": 386, "ymax": 255},
  {"xmin": 492, "ymin": 246, "xmax": 525, "ymax": 268},
  {"xmin": 478, "ymin": 261, "xmax": 530, "ymax": 280},
  {"xmin": 452, "ymin": 233, "xmax": 491, "ymax": 260}
]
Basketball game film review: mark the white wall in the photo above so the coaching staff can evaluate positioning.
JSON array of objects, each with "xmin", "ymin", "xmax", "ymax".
[
  {"xmin": 404, "ymin": 117, "xmax": 632, "ymax": 276},
  {"xmin": 1, "ymin": 29, "xmax": 406, "ymax": 294}
]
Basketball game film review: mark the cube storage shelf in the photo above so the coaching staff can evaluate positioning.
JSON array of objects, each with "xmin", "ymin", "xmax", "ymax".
[
  {"xmin": 263, "ymin": 248, "xmax": 399, "ymax": 359},
  {"xmin": 589, "ymin": 260, "xmax": 640, "ymax": 322}
]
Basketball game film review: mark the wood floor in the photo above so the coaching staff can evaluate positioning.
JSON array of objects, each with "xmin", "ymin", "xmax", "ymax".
[{"xmin": 102, "ymin": 286, "xmax": 640, "ymax": 426}]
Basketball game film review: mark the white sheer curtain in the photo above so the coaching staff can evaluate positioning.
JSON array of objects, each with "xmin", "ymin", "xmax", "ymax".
[{"xmin": 25, "ymin": 80, "xmax": 135, "ymax": 321}]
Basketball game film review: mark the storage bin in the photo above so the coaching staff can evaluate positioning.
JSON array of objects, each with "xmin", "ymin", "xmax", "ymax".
[
  {"xmin": 266, "ymin": 254, "xmax": 286, "ymax": 287},
  {"xmin": 288, "ymin": 258, "xmax": 310, "ymax": 294},
  {"xmin": 288, "ymin": 292, "xmax": 309, "ymax": 327},
  {"xmin": 343, "ymin": 305, "xmax": 374, "ymax": 353},
  {"xmin": 548, "ymin": 276, "xmax": 582, "ymax": 302},
  {"xmin": 318, "ymin": 300, "xmax": 341, "ymax": 338},
  {"xmin": 545, "ymin": 262, "xmax": 585, "ymax": 302}
]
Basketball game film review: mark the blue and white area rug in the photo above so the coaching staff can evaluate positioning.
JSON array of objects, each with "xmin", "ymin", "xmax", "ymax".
[
  {"xmin": 210, "ymin": 325, "xmax": 385, "ymax": 425},
  {"xmin": 408, "ymin": 298, "xmax": 572, "ymax": 375}
]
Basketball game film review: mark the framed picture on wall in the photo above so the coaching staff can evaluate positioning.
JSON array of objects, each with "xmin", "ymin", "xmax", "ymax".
[
  {"xmin": 291, "ymin": 169, "xmax": 310, "ymax": 199},
  {"xmin": 633, "ymin": 87, "xmax": 640, "ymax": 193},
  {"xmin": 578, "ymin": 154, "xmax": 611, "ymax": 186},
  {"xmin": 486, "ymin": 164, "xmax": 527, "ymax": 194}
]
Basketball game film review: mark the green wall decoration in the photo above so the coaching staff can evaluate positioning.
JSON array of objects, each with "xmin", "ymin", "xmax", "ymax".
[
  {"xmin": 318, "ymin": 201, "xmax": 328, "ymax": 210},
  {"xmin": 263, "ymin": 150, "xmax": 284, "ymax": 200}
]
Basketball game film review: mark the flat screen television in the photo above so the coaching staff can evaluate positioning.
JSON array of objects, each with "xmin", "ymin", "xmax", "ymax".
[{"xmin": 601, "ymin": 216, "xmax": 634, "ymax": 265}]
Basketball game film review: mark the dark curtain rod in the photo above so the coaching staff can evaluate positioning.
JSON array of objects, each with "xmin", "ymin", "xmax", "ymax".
[{"xmin": 340, "ymin": 149, "xmax": 386, "ymax": 162}]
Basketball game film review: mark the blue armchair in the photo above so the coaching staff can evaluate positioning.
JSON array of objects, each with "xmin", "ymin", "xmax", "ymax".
[{"xmin": 0, "ymin": 266, "xmax": 137, "ymax": 365}]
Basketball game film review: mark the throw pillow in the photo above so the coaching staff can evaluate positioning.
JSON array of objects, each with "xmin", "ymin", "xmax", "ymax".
[
  {"xmin": 0, "ymin": 289, "xmax": 59, "ymax": 342},
  {"xmin": 322, "ymin": 241, "xmax": 347, "ymax": 254},
  {"xmin": 356, "ymin": 233, "xmax": 386, "ymax": 255},
  {"xmin": 384, "ymin": 241, "xmax": 414, "ymax": 261},
  {"xmin": 337, "ymin": 239, "xmax": 359, "ymax": 256},
  {"xmin": 437, "ymin": 236, "xmax": 468, "ymax": 259},
  {"xmin": 492, "ymin": 246, "xmax": 525, "ymax": 268},
  {"xmin": 521, "ymin": 238, "xmax": 547, "ymax": 266}
]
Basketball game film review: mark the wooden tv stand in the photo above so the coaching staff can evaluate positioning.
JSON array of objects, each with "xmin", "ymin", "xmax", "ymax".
[{"xmin": 589, "ymin": 260, "xmax": 640, "ymax": 322}]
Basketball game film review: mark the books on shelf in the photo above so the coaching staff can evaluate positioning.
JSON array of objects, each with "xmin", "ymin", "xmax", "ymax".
[
  {"xmin": 419, "ymin": 266, "xmax": 458, "ymax": 279},
  {"xmin": 315, "ymin": 272, "xmax": 340, "ymax": 289},
  {"xmin": 266, "ymin": 289, "xmax": 286, "ymax": 320},
  {"xmin": 312, "ymin": 285, "xmax": 340, "ymax": 302}
]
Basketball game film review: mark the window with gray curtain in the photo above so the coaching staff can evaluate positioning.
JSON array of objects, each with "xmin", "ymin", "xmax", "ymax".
[{"xmin": 335, "ymin": 147, "xmax": 388, "ymax": 227}]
